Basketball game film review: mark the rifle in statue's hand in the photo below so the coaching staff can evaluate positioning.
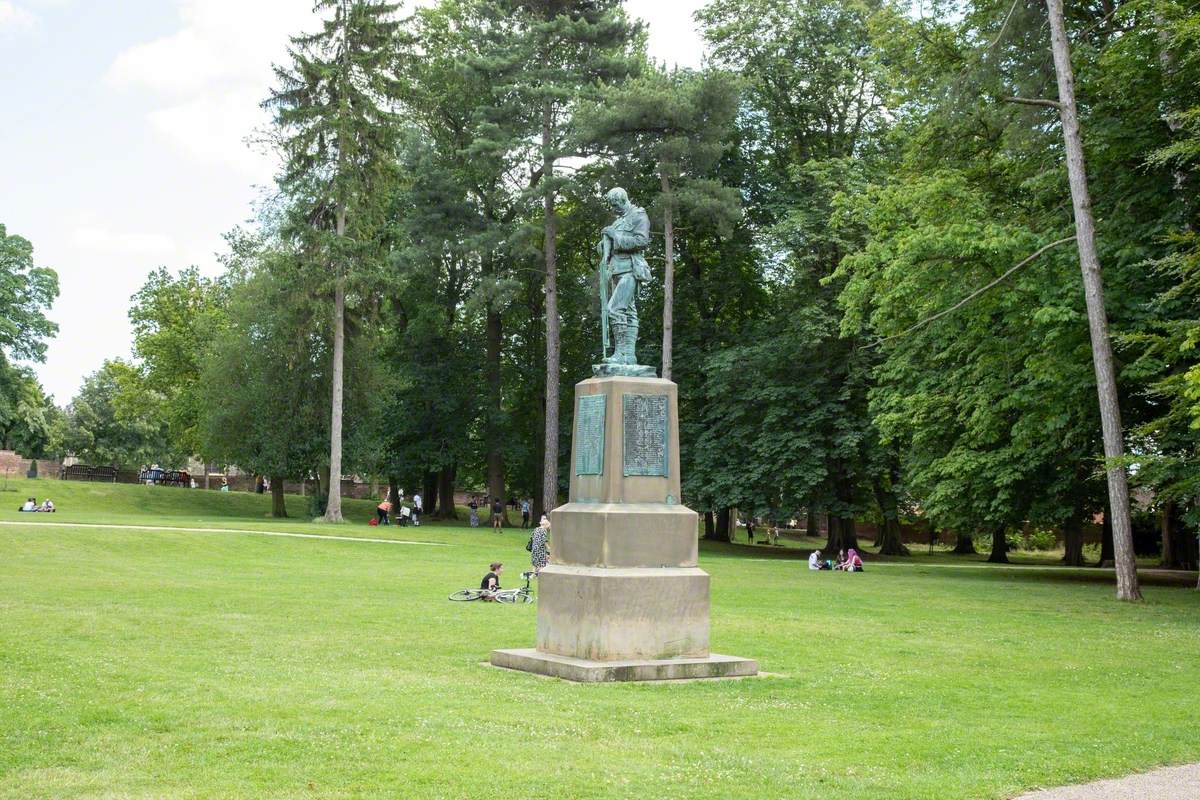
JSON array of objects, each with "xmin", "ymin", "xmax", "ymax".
[{"xmin": 598, "ymin": 234, "xmax": 612, "ymax": 361}]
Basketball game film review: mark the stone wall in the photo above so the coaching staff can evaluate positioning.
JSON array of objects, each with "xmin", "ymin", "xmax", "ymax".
[{"xmin": 0, "ymin": 450, "xmax": 63, "ymax": 479}]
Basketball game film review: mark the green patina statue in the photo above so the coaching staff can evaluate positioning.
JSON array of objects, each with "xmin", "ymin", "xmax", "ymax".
[{"xmin": 595, "ymin": 187, "xmax": 656, "ymax": 378}]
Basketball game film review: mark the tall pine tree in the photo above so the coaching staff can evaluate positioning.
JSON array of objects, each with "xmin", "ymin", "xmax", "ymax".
[
  {"xmin": 264, "ymin": 0, "xmax": 402, "ymax": 522},
  {"xmin": 471, "ymin": 0, "xmax": 642, "ymax": 514}
]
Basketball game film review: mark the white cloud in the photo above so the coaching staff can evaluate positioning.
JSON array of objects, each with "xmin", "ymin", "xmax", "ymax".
[
  {"xmin": 0, "ymin": 1, "xmax": 35, "ymax": 32},
  {"xmin": 628, "ymin": 0, "xmax": 707, "ymax": 69},
  {"xmin": 106, "ymin": 0, "xmax": 312, "ymax": 92},
  {"xmin": 148, "ymin": 87, "xmax": 278, "ymax": 179},
  {"xmin": 105, "ymin": 0, "xmax": 313, "ymax": 175},
  {"xmin": 71, "ymin": 226, "xmax": 175, "ymax": 255}
]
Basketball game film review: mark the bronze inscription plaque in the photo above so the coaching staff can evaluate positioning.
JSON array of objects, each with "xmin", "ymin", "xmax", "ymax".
[
  {"xmin": 574, "ymin": 394, "xmax": 605, "ymax": 475},
  {"xmin": 622, "ymin": 393, "xmax": 668, "ymax": 477}
]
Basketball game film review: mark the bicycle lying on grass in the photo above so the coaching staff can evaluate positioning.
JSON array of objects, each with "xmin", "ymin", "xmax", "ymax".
[{"xmin": 449, "ymin": 571, "xmax": 535, "ymax": 604}]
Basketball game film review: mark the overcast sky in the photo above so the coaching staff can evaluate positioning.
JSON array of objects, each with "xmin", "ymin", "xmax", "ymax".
[{"xmin": 0, "ymin": 0, "xmax": 707, "ymax": 403}]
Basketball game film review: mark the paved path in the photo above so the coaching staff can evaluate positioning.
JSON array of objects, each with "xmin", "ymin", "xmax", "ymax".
[
  {"xmin": 1013, "ymin": 764, "xmax": 1200, "ymax": 799},
  {"xmin": 0, "ymin": 519, "xmax": 449, "ymax": 547}
]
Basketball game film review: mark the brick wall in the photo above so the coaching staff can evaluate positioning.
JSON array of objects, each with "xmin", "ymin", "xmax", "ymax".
[{"xmin": 0, "ymin": 450, "xmax": 63, "ymax": 479}]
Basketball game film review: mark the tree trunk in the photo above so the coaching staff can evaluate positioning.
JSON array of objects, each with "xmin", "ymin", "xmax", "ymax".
[
  {"xmin": 528, "ymin": 280, "xmax": 546, "ymax": 525},
  {"xmin": 388, "ymin": 476, "xmax": 399, "ymax": 507},
  {"xmin": 423, "ymin": 470, "xmax": 439, "ymax": 517},
  {"xmin": 715, "ymin": 507, "xmax": 733, "ymax": 543},
  {"xmin": 270, "ymin": 475, "xmax": 287, "ymax": 519},
  {"xmin": 987, "ymin": 525, "xmax": 1009, "ymax": 564},
  {"xmin": 825, "ymin": 512, "xmax": 839, "ymax": 552},
  {"xmin": 839, "ymin": 516, "xmax": 859, "ymax": 552},
  {"xmin": 486, "ymin": 304, "xmax": 507, "ymax": 522},
  {"xmin": 436, "ymin": 465, "xmax": 457, "ymax": 520},
  {"xmin": 1098, "ymin": 506, "xmax": 1115, "ymax": 567},
  {"xmin": 1160, "ymin": 501, "xmax": 1176, "ymax": 568},
  {"xmin": 1046, "ymin": 0, "xmax": 1140, "ymax": 600},
  {"xmin": 541, "ymin": 99, "xmax": 561, "ymax": 517},
  {"xmin": 952, "ymin": 532, "xmax": 977, "ymax": 554},
  {"xmin": 1160, "ymin": 501, "xmax": 1197, "ymax": 571},
  {"xmin": 872, "ymin": 471, "xmax": 910, "ymax": 556},
  {"xmin": 204, "ymin": 463, "xmax": 210, "ymax": 490},
  {"xmin": 660, "ymin": 168, "xmax": 674, "ymax": 381},
  {"xmin": 323, "ymin": 207, "xmax": 347, "ymax": 524},
  {"xmin": 315, "ymin": 462, "xmax": 330, "ymax": 518},
  {"xmin": 806, "ymin": 508, "xmax": 819, "ymax": 540},
  {"xmin": 704, "ymin": 510, "xmax": 716, "ymax": 540},
  {"xmin": 1062, "ymin": 513, "xmax": 1085, "ymax": 567}
]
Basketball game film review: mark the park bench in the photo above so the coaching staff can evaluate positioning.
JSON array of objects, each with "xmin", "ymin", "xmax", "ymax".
[
  {"xmin": 138, "ymin": 468, "xmax": 192, "ymax": 487},
  {"xmin": 60, "ymin": 464, "xmax": 118, "ymax": 482}
]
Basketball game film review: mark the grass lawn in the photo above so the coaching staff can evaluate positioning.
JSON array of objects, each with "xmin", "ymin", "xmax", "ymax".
[{"xmin": 1, "ymin": 480, "xmax": 1197, "ymax": 799}]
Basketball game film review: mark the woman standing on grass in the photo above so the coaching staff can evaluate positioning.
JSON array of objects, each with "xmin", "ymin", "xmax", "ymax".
[{"xmin": 529, "ymin": 515, "xmax": 551, "ymax": 575}]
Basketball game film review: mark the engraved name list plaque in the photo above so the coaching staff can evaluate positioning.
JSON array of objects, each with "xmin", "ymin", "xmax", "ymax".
[
  {"xmin": 622, "ymin": 393, "xmax": 668, "ymax": 477},
  {"xmin": 574, "ymin": 394, "xmax": 605, "ymax": 476}
]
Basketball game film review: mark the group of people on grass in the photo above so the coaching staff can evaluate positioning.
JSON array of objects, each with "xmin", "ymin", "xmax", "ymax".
[
  {"xmin": 17, "ymin": 497, "xmax": 54, "ymax": 512},
  {"xmin": 374, "ymin": 490, "xmax": 422, "ymax": 527},
  {"xmin": 809, "ymin": 548, "xmax": 864, "ymax": 572},
  {"xmin": 476, "ymin": 513, "xmax": 551, "ymax": 599},
  {"xmin": 467, "ymin": 495, "xmax": 533, "ymax": 529}
]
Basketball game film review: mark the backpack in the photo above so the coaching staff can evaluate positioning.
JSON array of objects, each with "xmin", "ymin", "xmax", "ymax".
[{"xmin": 368, "ymin": 518, "xmax": 379, "ymax": 527}]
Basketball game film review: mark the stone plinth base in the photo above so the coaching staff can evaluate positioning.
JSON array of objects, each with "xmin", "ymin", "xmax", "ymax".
[
  {"xmin": 551, "ymin": 503, "xmax": 698, "ymax": 567},
  {"xmin": 490, "ymin": 648, "xmax": 759, "ymax": 683},
  {"xmin": 536, "ymin": 564, "xmax": 709, "ymax": 660}
]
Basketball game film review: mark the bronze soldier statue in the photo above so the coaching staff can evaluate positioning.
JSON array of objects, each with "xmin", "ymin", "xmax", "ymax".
[{"xmin": 597, "ymin": 187, "xmax": 652, "ymax": 368}]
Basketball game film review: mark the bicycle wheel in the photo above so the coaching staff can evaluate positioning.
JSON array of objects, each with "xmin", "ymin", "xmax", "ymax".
[
  {"xmin": 495, "ymin": 591, "xmax": 516, "ymax": 604},
  {"xmin": 449, "ymin": 589, "xmax": 482, "ymax": 601},
  {"xmin": 515, "ymin": 589, "xmax": 534, "ymax": 604}
]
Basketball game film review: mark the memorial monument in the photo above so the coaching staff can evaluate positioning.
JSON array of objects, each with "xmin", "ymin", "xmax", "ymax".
[{"xmin": 491, "ymin": 188, "xmax": 757, "ymax": 682}]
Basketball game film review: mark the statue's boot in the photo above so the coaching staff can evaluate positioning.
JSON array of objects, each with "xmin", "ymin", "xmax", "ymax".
[
  {"xmin": 603, "ymin": 324, "xmax": 625, "ymax": 364},
  {"xmin": 617, "ymin": 325, "xmax": 638, "ymax": 365}
]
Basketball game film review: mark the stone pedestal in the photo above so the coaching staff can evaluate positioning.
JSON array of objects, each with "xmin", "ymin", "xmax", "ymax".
[{"xmin": 491, "ymin": 376, "xmax": 756, "ymax": 681}]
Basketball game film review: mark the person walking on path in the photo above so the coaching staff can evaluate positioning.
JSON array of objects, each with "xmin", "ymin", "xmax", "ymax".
[
  {"xmin": 468, "ymin": 497, "xmax": 480, "ymax": 527},
  {"xmin": 529, "ymin": 515, "xmax": 551, "ymax": 575},
  {"xmin": 521, "ymin": 498, "xmax": 531, "ymax": 528},
  {"xmin": 412, "ymin": 492, "xmax": 422, "ymax": 526},
  {"xmin": 491, "ymin": 497, "xmax": 504, "ymax": 531}
]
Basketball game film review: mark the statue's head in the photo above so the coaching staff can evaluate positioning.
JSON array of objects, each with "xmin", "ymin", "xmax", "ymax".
[{"xmin": 605, "ymin": 187, "xmax": 630, "ymax": 213}]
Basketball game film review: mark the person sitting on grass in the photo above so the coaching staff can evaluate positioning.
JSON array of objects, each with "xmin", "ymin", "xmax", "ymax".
[
  {"xmin": 19, "ymin": 497, "xmax": 35, "ymax": 512},
  {"xmin": 834, "ymin": 549, "xmax": 847, "ymax": 570},
  {"xmin": 842, "ymin": 548, "xmax": 864, "ymax": 572},
  {"xmin": 39, "ymin": 498, "xmax": 54, "ymax": 512},
  {"xmin": 480, "ymin": 562, "xmax": 503, "ymax": 600},
  {"xmin": 808, "ymin": 549, "xmax": 822, "ymax": 570}
]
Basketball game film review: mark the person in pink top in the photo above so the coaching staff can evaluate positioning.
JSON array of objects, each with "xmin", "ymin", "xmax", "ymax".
[{"xmin": 843, "ymin": 548, "xmax": 864, "ymax": 572}]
